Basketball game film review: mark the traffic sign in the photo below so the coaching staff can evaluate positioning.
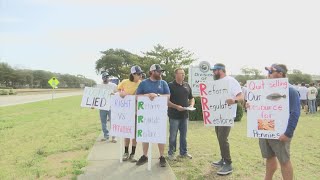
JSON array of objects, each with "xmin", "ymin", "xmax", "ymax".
[{"xmin": 48, "ymin": 77, "xmax": 60, "ymax": 88}]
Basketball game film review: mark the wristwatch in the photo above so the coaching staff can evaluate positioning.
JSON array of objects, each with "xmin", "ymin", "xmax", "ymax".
[{"xmin": 157, "ymin": 93, "xmax": 160, "ymax": 97}]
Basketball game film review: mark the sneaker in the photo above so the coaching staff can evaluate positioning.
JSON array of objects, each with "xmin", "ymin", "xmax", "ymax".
[
  {"xmin": 168, "ymin": 154, "xmax": 176, "ymax": 161},
  {"xmin": 217, "ymin": 163, "xmax": 233, "ymax": 175},
  {"xmin": 122, "ymin": 153, "xmax": 129, "ymax": 161},
  {"xmin": 129, "ymin": 154, "xmax": 137, "ymax": 162},
  {"xmin": 100, "ymin": 138, "xmax": 107, "ymax": 141},
  {"xmin": 180, "ymin": 153, "xmax": 192, "ymax": 159},
  {"xmin": 136, "ymin": 155, "xmax": 148, "ymax": 166},
  {"xmin": 159, "ymin": 156, "xmax": 166, "ymax": 167},
  {"xmin": 212, "ymin": 159, "xmax": 224, "ymax": 167}
]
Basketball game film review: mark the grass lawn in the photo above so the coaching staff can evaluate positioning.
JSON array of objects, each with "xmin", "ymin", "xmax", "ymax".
[
  {"xmin": 0, "ymin": 96, "xmax": 101, "ymax": 179},
  {"xmin": 1, "ymin": 96, "xmax": 319, "ymax": 179},
  {"xmin": 169, "ymin": 112, "xmax": 320, "ymax": 180}
]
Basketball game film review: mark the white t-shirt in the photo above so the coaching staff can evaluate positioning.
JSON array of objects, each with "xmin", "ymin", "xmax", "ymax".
[
  {"xmin": 222, "ymin": 76, "xmax": 242, "ymax": 118},
  {"xmin": 96, "ymin": 82, "xmax": 118, "ymax": 93},
  {"xmin": 298, "ymin": 86, "xmax": 308, "ymax": 100},
  {"xmin": 307, "ymin": 87, "xmax": 318, "ymax": 100}
]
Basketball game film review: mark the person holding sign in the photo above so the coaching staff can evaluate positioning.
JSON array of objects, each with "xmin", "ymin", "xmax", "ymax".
[
  {"xmin": 167, "ymin": 68, "xmax": 195, "ymax": 161},
  {"xmin": 118, "ymin": 65, "xmax": 143, "ymax": 162},
  {"xmin": 96, "ymin": 72, "xmax": 118, "ymax": 142},
  {"xmin": 210, "ymin": 63, "xmax": 243, "ymax": 175},
  {"xmin": 135, "ymin": 64, "xmax": 170, "ymax": 167},
  {"xmin": 257, "ymin": 64, "xmax": 300, "ymax": 180}
]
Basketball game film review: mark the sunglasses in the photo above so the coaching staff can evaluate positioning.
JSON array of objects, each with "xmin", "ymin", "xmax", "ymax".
[{"xmin": 267, "ymin": 69, "xmax": 281, "ymax": 75}]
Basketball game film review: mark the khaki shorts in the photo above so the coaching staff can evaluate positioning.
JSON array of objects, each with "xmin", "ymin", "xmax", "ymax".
[{"xmin": 259, "ymin": 138, "xmax": 291, "ymax": 164}]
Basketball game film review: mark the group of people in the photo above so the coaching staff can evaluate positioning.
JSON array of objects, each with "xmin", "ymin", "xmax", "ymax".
[
  {"xmin": 96, "ymin": 62, "xmax": 301, "ymax": 179},
  {"xmin": 294, "ymin": 82, "xmax": 319, "ymax": 114}
]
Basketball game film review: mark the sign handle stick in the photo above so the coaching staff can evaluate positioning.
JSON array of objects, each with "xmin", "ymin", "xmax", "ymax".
[
  {"xmin": 120, "ymin": 137, "xmax": 123, "ymax": 163},
  {"xmin": 52, "ymin": 88, "xmax": 54, "ymax": 101},
  {"xmin": 147, "ymin": 143, "xmax": 152, "ymax": 171}
]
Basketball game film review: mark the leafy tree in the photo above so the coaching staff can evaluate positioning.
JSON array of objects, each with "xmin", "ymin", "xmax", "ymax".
[
  {"xmin": 95, "ymin": 49, "xmax": 142, "ymax": 80},
  {"xmin": 0, "ymin": 62, "xmax": 14, "ymax": 87},
  {"xmin": 288, "ymin": 69, "xmax": 312, "ymax": 84},
  {"xmin": 235, "ymin": 67, "xmax": 265, "ymax": 85},
  {"xmin": 143, "ymin": 44, "xmax": 196, "ymax": 82}
]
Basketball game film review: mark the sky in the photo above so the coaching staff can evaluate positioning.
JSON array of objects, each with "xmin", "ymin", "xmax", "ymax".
[{"xmin": 1, "ymin": 0, "xmax": 320, "ymax": 83}]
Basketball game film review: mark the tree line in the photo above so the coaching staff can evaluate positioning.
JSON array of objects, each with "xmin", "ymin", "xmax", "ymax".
[
  {"xmin": 96, "ymin": 44, "xmax": 314, "ymax": 84},
  {"xmin": 0, "ymin": 62, "xmax": 96, "ymax": 88}
]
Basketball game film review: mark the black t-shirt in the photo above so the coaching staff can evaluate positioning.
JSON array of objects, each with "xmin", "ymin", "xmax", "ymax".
[{"xmin": 168, "ymin": 80, "xmax": 193, "ymax": 119}]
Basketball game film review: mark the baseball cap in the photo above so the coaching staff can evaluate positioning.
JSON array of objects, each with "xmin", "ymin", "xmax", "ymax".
[
  {"xmin": 265, "ymin": 64, "xmax": 287, "ymax": 74},
  {"xmin": 210, "ymin": 63, "xmax": 225, "ymax": 70},
  {"xmin": 130, "ymin": 65, "xmax": 143, "ymax": 74},
  {"xmin": 150, "ymin": 64, "xmax": 164, "ymax": 72},
  {"xmin": 101, "ymin": 72, "xmax": 109, "ymax": 78}
]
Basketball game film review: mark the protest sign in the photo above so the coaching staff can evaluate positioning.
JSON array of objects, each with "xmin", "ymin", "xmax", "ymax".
[
  {"xmin": 109, "ymin": 95, "xmax": 136, "ymax": 138},
  {"xmin": 136, "ymin": 96, "xmax": 168, "ymax": 144},
  {"xmin": 80, "ymin": 87, "xmax": 113, "ymax": 110},
  {"xmin": 199, "ymin": 79, "xmax": 234, "ymax": 126},
  {"xmin": 247, "ymin": 78, "xmax": 289, "ymax": 139}
]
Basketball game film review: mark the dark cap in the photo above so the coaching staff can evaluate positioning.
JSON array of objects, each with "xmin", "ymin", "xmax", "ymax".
[
  {"xmin": 150, "ymin": 64, "xmax": 164, "ymax": 71},
  {"xmin": 265, "ymin": 64, "xmax": 287, "ymax": 74}
]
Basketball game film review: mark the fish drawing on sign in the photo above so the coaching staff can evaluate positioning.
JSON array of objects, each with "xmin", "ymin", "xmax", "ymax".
[{"xmin": 266, "ymin": 93, "xmax": 286, "ymax": 101}]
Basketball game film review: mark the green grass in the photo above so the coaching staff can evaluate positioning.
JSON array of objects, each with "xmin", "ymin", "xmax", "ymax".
[
  {"xmin": 0, "ymin": 96, "xmax": 100, "ymax": 179},
  {"xmin": 1, "ymin": 96, "xmax": 319, "ymax": 179},
  {"xmin": 169, "ymin": 112, "xmax": 320, "ymax": 180}
]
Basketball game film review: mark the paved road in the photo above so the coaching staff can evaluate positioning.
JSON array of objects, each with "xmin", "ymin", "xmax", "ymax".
[{"xmin": 0, "ymin": 90, "xmax": 83, "ymax": 107}]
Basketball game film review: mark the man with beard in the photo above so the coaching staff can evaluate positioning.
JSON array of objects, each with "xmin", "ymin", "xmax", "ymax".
[
  {"xmin": 210, "ymin": 63, "xmax": 243, "ymax": 175},
  {"xmin": 135, "ymin": 64, "xmax": 170, "ymax": 167}
]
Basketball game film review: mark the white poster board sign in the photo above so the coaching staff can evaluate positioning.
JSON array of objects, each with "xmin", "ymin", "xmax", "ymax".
[
  {"xmin": 247, "ymin": 78, "xmax": 289, "ymax": 139},
  {"xmin": 80, "ymin": 87, "xmax": 113, "ymax": 110},
  {"xmin": 136, "ymin": 96, "xmax": 168, "ymax": 144},
  {"xmin": 109, "ymin": 95, "xmax": 136, "ymax": 139},
  {"xmin": 199, "ymin": 79, "xmax": 234, "ymax": 126},
  {"xmin": 188, "ymin": 61, "xmax": 213, "ymax": 96}
]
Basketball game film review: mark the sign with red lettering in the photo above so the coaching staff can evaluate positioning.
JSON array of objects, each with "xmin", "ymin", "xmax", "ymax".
[
  {"xmin": 80, "ymin": 87, "xmax": 113, "ymax": 110},
  {"xmin": 247, "ymin": 78, "xmax": 289, "ymax": 139},
  {"xmin": 199, "ymin": 79, "xmax": 234, "ymax": 126},
  {"xmin": 109, "ymin": 95, "xmax": 136, "ymax": 138}
]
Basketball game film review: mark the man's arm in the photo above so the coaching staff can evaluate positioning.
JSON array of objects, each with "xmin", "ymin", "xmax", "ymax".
[
  {"xmin": 281, "ymin": 87, "xmax": 301, "ymax": 141},
  {"xmin": 168, "ymin": 100, "xmax": 185, "ymax": 111},
  {"xmin": 226, "ymin": 92, "xmax": 244, "ymax": 105},
  {"xmin": 189, "ymin": 98, "xmax": 195, "ymax": 107}
]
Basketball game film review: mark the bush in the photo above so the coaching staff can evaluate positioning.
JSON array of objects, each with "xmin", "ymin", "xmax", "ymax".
[
  {"xmin": 234, "ymin": 103, "xmax": 244, "ymax": 122},
  {"xmin": 189, "ymin": 97, "xmax": 203, "ymax": 121},
  {"xmin": 189, "ymin": 96, "xmax": 244, "ymax": 122},
  {"xmin": 0, "ymin": 88, "xmax": 17, "ymax": 95},
  {"xmin": 0, "ymin": 89, "xmax": 9, "ymax": 95},
  {"xmin": 8, "ymin": 89, "xmax": 17, "ymax": 95}
]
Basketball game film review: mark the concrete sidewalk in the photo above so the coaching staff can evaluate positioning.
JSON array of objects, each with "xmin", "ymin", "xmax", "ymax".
[{"xmin": 78, "ymin": 133, "xmax": 176, "ymax": 180}]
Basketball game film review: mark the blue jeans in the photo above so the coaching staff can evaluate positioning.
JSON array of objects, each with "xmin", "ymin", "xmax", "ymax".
[
  {"xmin": 168, "ymin": 118, "xmax": 188, "ymax": 156},
  {"xmin": 99, "ymin": 110, "xmax": 111, "ymax": 138},
  {"xmin": 308, "ymin": 99, "xmax": 316, "ymax": 113}
]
